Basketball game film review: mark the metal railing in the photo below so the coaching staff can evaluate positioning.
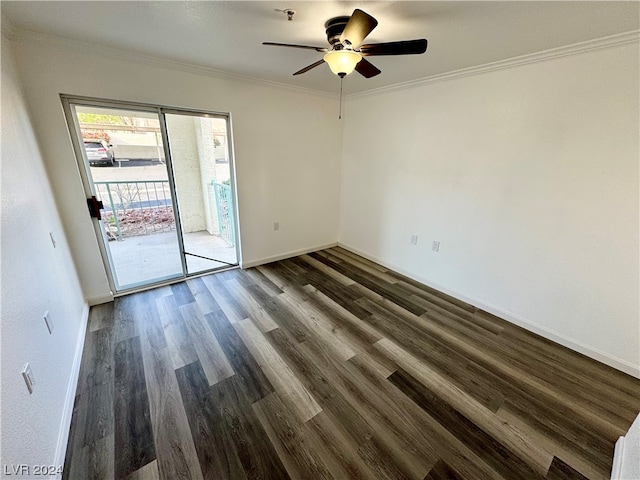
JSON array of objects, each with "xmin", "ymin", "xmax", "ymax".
[
  {"xmin": 96, "ymin": 180, "xmax": 235, "ymax": 244},
  {"xmin": 94, "ymin": 180, "xmax": 175, "ymax": 240},
  {"xmin": 212, "ymin": 182, "xmax": 235, "ymax": 246}
]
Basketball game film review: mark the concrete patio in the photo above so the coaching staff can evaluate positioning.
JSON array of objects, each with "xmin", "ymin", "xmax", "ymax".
[{"xmin": 107, "ymin": 230, "xmax": 237, "ymax": 289}]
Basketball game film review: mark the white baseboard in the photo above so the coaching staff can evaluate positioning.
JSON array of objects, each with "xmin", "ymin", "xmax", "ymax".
[
  {"xmin": 338, "ymin": 242, "xmax": 640, "ymax": 379},
  {"xmin": 241, "ymin": 242, "xmax": 338, "ymax": 269},
  {"xmin": 51, "ymin": 302, "xmax": 90, "ymax": 479},
  {"xmin": 86, "ymin": 293, "xmax": 114, "ymax": 306},
  {"xmin": 611, "ymin": 436, "xmax": 625, "ymax": 480},
  {"xmin": 613, "ymin": 413, "xmax": 640, "ymax": 480}
]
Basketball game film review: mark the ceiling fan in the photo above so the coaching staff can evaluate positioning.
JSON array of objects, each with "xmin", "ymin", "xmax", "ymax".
[{"xmin": 263, "ymin": 8, "xmax": 428, "ymax": 78}]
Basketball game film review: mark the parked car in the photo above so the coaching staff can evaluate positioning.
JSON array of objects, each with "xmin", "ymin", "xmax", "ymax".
[{"xmin": 84, "ymin": 140, "xmax": 115, "ymax": 166}]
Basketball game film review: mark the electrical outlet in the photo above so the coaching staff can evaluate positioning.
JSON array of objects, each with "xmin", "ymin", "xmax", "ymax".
[
  {"xmin": 44, "ymin": 311, "xmax": 54, "ymax": 334},
  {"xmin": 22, "ymin": 363, "xmax": 35, "ymax": 394},
  {"xmin": 273, "ymin": 222, "xmax": 280, "ymax": 231},
  {"xmin": 410, "ymin": 234, "xmax": 418, "ymax": 245},
  {"xmin": 432, "ymin": 241, "xmax": 440, "ymax": 252}
]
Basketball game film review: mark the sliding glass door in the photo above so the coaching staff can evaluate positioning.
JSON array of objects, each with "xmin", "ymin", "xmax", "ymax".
[
  {"xmin": 63, "ymin": 97, "xmax": 239, "ymax": 293},
  {"xmin": 164, "ymin": 111, "xmax": 238, "ymax": 274}
]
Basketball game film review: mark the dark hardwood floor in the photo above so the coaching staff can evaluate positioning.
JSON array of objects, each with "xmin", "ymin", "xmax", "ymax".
[{"xmin": 63, "ymin": 247, "xmax": 640, "ymax": 480}]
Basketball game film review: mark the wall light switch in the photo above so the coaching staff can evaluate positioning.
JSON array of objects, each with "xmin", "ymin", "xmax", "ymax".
[
  {"xmin": 410, "ymin": 234, "xmax": 418, "ymax": 245},
  {"xmin": 432, "ymin": 241, "xmax": 440, "ymax": 252},
  {"xmin": 22, "ymin": 363, "xmax": 35, "ymax": 394},
  {"xmin": 44, "ymin": 311, "xmax": 54, "ymax": 334}
]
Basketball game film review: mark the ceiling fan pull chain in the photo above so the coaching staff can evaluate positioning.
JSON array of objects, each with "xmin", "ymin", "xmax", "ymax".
[{"xmin": 338, "ymin": 77, "xmax": 343, "ymax": 119}]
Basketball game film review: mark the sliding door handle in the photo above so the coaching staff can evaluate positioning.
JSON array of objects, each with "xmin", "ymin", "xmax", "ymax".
[{"xmin": 87, "ymin": 195, "xmax": 104, "ymax": 218}]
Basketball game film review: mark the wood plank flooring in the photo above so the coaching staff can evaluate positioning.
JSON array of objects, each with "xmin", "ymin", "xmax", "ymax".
[{"xmin": 63, "ymin": 247, "xmax": 640, "ymax": 480}]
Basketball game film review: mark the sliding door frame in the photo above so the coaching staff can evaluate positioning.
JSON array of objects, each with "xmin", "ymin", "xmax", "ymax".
[
  {"xmin": 61, "ymin": 94, "xmax": 241, "ymax": 295},
  {"xmin": 161, "ymin": 107, "xmax": 241, "ymax": 272}
]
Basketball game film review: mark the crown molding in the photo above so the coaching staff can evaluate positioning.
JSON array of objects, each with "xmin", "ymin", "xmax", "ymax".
[
  {"xmin": 348, "ymin": 30, "xmax": 640, "ymax": 100},
  {"xmin": 15, "ymin": 29, "xmax": 336, "ymax": 98},
  {"xmin": 11, "ymin": 26, "xmax": 639, "ymax": 100}
]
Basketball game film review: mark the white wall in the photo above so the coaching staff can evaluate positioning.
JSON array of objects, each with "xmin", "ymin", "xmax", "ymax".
[
  {"xmin": 11, "ymin": 33, "xmax": 342, "ymax": 302},
  {"xmin": 1, "ymin": 37, "xmax": 87, "ymax": 471},
  {"xmin": 340, "ymin": 42, "xmax": 640, "ymax": 376}
]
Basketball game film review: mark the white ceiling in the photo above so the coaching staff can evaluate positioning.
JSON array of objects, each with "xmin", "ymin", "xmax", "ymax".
[{"xmin": 3, "ymin": 1, "xmax": 639, "ymax": 94}]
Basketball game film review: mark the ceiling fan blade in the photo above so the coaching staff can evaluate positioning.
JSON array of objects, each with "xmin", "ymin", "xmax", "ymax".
[
  {"xmin": 293, "ymin": 59, "xmax": 326, "ymax": 76},
  {"xmin": 360, "ymin": 39, "xmax": 428, "ymax": 56},
  {"xmin": 355, "ymin": 58, "xmax": 381, "ymax": 78},
  {"xmin": 263, "ymin": 42, "xmax": 328, "ymax": 53},
  {"xmin": 340, "ymin": 9, "xmax": 378, "ymax": 48}
]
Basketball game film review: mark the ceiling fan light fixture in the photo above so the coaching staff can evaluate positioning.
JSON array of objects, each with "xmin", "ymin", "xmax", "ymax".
[
  {"xmin": 264, "ymin": 8, "xmax": 427, "ymax": 80},
  {"xmin": 323, "ymin": 50, "xmax": 362, "ymax": 76}
]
